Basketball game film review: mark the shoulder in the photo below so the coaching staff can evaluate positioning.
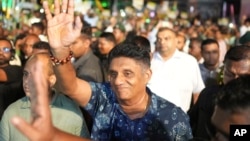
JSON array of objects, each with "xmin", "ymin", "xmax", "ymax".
[
  {"xmin": 177, "ymin": 51, "xmax": 197, "ymax": 62},
  {"xmin": 150, "ymin": 94, "xmax": 193, "ymax": 139},
  {"xmin": 3, "ymin": 65, "xmax": 22, "ymax": 71},
  {"xmin": 3, "ymin": 97, "xmax": 28, "ymax": 116}
]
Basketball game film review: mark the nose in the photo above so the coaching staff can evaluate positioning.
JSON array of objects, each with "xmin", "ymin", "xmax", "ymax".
[{"xmin": 113, "ymin": 74, "xmax": 124, "ymax": 86}]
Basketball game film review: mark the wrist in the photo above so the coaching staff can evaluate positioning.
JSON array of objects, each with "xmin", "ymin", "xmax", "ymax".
[
  {"xmin": 50, "ymin": 49, "xmax": 73, "ymax": 65},
  {"xmin": 50, "ymin": 48, "xmax": 70, "ymax": 59}
]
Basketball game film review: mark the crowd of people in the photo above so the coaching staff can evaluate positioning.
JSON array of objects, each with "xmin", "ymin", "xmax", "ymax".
[{"xmin": 1, "ymin": 0, "xmax": 250, "ymax": 141}]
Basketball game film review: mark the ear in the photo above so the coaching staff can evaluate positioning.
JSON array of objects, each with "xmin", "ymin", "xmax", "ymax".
[
  {"xmin": 144, "ymin": 68, "xmax": 152, "ymax": 84},
  {"xmin": 49, "ymin": 74, "xmax": 56, "ymax": 88}
]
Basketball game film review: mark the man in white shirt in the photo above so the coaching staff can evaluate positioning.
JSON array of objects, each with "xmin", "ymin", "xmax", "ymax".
[{"xmin": 148, "ymin": 27, "xmax": 204, "ymax": 112}]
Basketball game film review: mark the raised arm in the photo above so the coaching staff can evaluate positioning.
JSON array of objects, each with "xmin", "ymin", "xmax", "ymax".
[{"xmin": 43, "ymin": 0, "xmax": 91, "ymax": 107}]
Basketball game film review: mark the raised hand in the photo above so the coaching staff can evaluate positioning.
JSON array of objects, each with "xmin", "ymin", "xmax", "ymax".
[
  {"xmin": 43, "ymin": 0, "xmax": 82, "ymax": 50},
  {"xmin": 11, "ymin": 55, "xmax": 55, "ymax": 141}
]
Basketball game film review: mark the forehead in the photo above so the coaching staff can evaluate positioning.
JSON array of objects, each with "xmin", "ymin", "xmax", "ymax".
[
  {"xmin": 0, "ymin": 40, "xmax": 11, "ymax": 48},
  {"xmin": 109, "ymin": 57, "xmax": 142, "ymax": 71},
  {"xmin": 99, "ymin": 37, "xmax": 109, "ymax": 42},
  {"xmin": 25, "ymin": 36, "xmax": 39, "ymax": 42},
  {"xmin": 212, "ymin": 106, "xmax": 250, "ymax": 131},
  {"xmin": 157, "ymin": 29, "xmax": 175, "ymax": 38},
  {"xmin": 203, "ymin": 43, "xmax": 219, "ymax": 49},
  {"xmin": 225, "ymin": 60, "xmax": 250, "ymax": 72}
]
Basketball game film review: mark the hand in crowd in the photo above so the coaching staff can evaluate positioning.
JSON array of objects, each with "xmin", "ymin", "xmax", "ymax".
[
  {"xmin": 11, "ymin": 56, "xmax": 56, "ymax": 141},
  {"xmin": 44, "ymin": 0, "xmax": 82, "ymax": 50},
  {"xmin": 10, "ymin": 0, "xmax": 90, "ymax": 141}
]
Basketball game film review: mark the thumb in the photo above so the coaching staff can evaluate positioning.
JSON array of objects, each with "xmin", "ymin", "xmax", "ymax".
[{"xmin": 11, "ymin": 116, "xmax": 38, "ymax": 140}]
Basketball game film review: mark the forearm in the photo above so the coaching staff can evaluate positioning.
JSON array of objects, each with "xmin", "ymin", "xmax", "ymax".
[{"xmin": 53, "ymin": 128, "xmax": 91, "ymax": 141}]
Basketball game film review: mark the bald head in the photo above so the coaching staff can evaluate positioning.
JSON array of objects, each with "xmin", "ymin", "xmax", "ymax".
[{"xmin": 26, "ymin": 53, "xmax": 54, "ymax": 76}]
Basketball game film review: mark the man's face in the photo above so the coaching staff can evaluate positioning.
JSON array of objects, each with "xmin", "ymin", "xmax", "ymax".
[
  {"xmin": 211, "ymin": 106, "xmax": 250, "ymax": 141},
  {"xmin": 23, "ymin": 57, "xmax": 51, "ymax": 97},
  {"xmin": 223, "ymin": 60, "xmax": 250, "ymax": 84},
  {"xmin": 156, "ymin": 29, "xmax": 177, "ymax": 54},
  {"xmin": 71, "ymin": 37, "xmax": 89, "ymax": 58},
  {"xmin": 98, "ymin": 37, "xmax": 114, "ymax": 55},
  {"xmin": 188, "ymin": 41, "xmax": 201, "ymax": 60},
  {"xmin": 23, "ymin": 36, "xmax": 40, "ymax": 57},
  {"xmin": 113, "ymin": 29, "xmax": 124, "ymax": 42},
  {"xmin": 29, "ymin": 26, "xmax": 42, "ymax": 36},
  {"xmin": 202, "ymin": 43, "xmax": 220, "ymax": 66},
  {"xmin": 108, "ymin": 57, "xmax": 151, "ymax": 103},
  {"xmin": 176, "ymin": 35, "xmax": 185, "ymax": 51},
  {"xmin": 0, "ymin": 40, "xmax": 12, "ymax": 67}
]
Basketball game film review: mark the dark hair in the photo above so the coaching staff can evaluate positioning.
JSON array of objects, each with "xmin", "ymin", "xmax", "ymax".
[
  {"xmin": 33, "ymin": 41, "xmax": 50, "ymax": 50},
  {"xmin": 99, "ymin": 32, "xmax": 116, "ymax": 44},
  {"xmin": 14, "ymin": 33, "xmax": 27, "ymax": 46},
  {"xmin": 131, "ymin": 36, "xmax": 151, "ymax": 53},
  {"xmin": 224, "ymin": 45, "xmax": 250, "ymax": 62},
  {"xmin": 215, "ymin": 75, "xmax": 250, "ymax": 112},
  {"xmin": 201, "ymin": 38, "xmax": 219, "ymax": 51},
  {"xmin": 31, "ymin": 22, "xmax": 45, "ymax": 32},
  {"xmin": 108, "ymin": 43, "xmax": 150, "ymax": 68},
  {"xmin": 189, "ymin": 37, "xmax": 202, "ymax": 48}
]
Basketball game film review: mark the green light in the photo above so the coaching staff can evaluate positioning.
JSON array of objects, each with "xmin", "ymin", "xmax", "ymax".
[
  {"xmin": 146, "ymin": 18, "xmax": 150, "ymax": 23},
  {"xmin": 7, "ymin": 0, "xmax": 12, "ymax": 8},
  {"xmin": 101, "ymin": 2, "xmax": 108, "ymax": 8}
]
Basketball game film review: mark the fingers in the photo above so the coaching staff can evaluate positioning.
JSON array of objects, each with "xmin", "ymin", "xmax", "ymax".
[
  {"xmin": 74, "ymin": 16, "xmax": 83, "ymax": 33},
  {"xmin": 11, "ymin": 117, "xmax": 38, "ymax": 140},
  {"xmin": 30, "ymin": 57, "xmax": 51, "ymax": 123},
  {"xmin": 67, "ymin": 0, "xmax": 74, "ymax": 16},
  {"xmin": 43, "ymin": 1, "xmax": 52, "ymax": 20},
  {"xmin": 61, "ymin": 0, "xmax": 69, "ymax": 13},
  {"xmin": 54, "ymin": 0, "xmax": 60, "ymax": 15}
]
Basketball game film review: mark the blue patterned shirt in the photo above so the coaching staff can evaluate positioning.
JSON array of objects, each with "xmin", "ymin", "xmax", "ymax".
[{"xmin": 85, "ymin": 82, "xmax": 193, "ymax": 141}]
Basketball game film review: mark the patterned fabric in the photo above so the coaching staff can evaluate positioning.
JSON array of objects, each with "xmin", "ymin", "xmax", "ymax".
[{"xmin": 85, "ymin": 82, "xmax": 193, "ymax": 141}]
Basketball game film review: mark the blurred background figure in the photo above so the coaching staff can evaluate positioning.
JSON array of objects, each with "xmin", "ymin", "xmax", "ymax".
[
  {"xmin": 71, "ymin": 33, "xmax": 104, "ymax": 83},
  {"xmin": 0, "ymin": 38, "xmax": 24, "ymax": 119},
  {"xmin": 21, "ymin": 34, "xmax": 40, "ymax": 66},
  {"xmin": 189, "ymin": 37, "xmax": 204, "ymax": 64},
  {"xmin": 189, "ymin": 45, "xmax": 250, "ymax": 140},
  {"xmin": 97, "ymin": 32, "xmax": 116, "ymax": 81},
  {"xmin": 199, "ymin": 39, "xmax": 223, "ymax": 87},
  {"xmin": 211, "ymin": 75, "xmax": 250, "ymax": 141}
]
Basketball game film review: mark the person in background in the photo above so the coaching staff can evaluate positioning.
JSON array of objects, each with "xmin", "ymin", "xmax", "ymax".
[
  {"xmin": 211, "ymin": 75, "xmax": 250, "ymax": 141},
  {"xmin": 29, "ymin": 22, "xmax": 48, "ymax": 42},
  {"xmin": 0, "ymin": 38, "xmax": 24, "ymax": 119},
  {"xmin": 0, "ymin": 53, "xmax": 90, "ymax": 141},
  {"xmin": 71, "ymin": 33, "xmax": 104, "ymax": 82},
  {"xmin": 188, "ymin": 37, "xmax": 204, "ymax": 64},
  {"xmin": 11, "ymin": 1, "xmax": 193, "ymax": 140},
  {"xmin": 130, "ymin": 35, "xmax": 152, "ymax": 59},
  {"xmin": 199, "ymin": 39, "xmax": 223, "ymax": 87},
  {"xmin": 239, "ymin": 31, "xmax": 250, "ymax": 46},
  {"xmin": 11, "ymin": 34, "xmax": 27, "ymax": 66},
  {"xmin": 32, "ymin": 41, "xmax": 51, "ymax": 54},
  {"xmin": 113, "ymin": 22, "xmax": 126, "ymax": 44},
  {"xmin": 97, "ymin": 32, "xmax": 116, "ymax": 81},
  {"xmin": 21, "ymin": 34, "xmax": 40, "ymax": 66},
  {"xmin": 176, "ymin": 32, "xmax": 186, "ymax": 51},
  {"xmin": 215, "ymin": 29, "xmax": 227, "ymax": 64},
  {"xmin": 188, "ymin": 45, "xmax": 250, "ymax": 140},
  {"xmin": 148, "ymin": 27, "xmax": 205, "ymax": 112}
]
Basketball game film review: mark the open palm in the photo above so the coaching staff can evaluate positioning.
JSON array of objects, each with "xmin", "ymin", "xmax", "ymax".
[{"xmin": 43, "ymin": 0, "xmax": 82, "ymax": 49}]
